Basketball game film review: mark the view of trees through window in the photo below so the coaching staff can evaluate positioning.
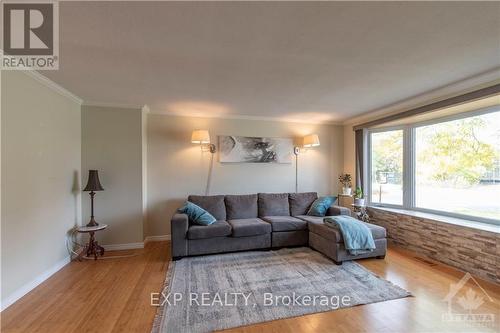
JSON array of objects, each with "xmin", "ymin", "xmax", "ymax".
[
  {"xmin": 369, "ymin": 109, "xmax": 500, "ymax": 222},
  {"xmin": 416, "ymin": 111, "xmax": 500, "ymax": 220},
  {"xmin": 370, "ymin": 129, "xmax": 403, "ymax": 205}
]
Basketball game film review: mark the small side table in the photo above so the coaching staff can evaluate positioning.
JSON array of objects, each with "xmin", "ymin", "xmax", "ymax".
[
  {"xmin": 337, "ymin": 194, "xmax": 353, "ymax": 207},
  {"xmin": 76, "ymin": 224, "xmax": 107, "ymax": 260},
  {"xmin": 351, "ymin": 204, "xmax": 370, "ymax": 223}
]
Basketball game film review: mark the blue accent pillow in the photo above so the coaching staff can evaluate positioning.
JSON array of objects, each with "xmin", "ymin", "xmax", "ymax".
[
  {"xmin": 178, "ymin": 201, "xmax": 216, "ymax": 226},
  {"xmin": 307, "ymin": 196, "xmax": 337, "ymax": 217}
]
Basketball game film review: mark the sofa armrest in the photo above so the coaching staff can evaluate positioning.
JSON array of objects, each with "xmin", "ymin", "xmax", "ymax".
[
  {"xmin": 171, "ymin": 213, "xmax": 189, "ymax": 258},
  {"xmin": 327, "ymin": 205, "xmax": 352, "ymax": 217}
]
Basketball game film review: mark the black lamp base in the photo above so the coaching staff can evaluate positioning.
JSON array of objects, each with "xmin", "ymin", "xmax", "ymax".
[
  {"xmin": 86, "ymin": 190, "xmax": 99, "ymax": 227},
  {"xmin": 86, "ymin": 217, "xmax": 99, "ymax": 227}
]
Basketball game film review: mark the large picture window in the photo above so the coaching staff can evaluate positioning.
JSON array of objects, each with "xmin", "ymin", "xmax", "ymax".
[
  {"xmin": 370, "ymin": 129, "xmax": 403, "ymax": 205},
  {"xmin": 368, "ymin": 108, "xmax": 500, "ymax": 224}
]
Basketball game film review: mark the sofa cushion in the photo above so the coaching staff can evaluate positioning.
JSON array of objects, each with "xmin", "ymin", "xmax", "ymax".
[
  {"xmin": 260, "ymin": 216, "xmax": 307, "ymax": 232},
  {"xmin": 228, "ymin": 218, "xmax": 271, "ymax": 237},
  {"xmin": 297, "ymin": 216, "xmax": 386, "ymax": 242},
  {"xmin": 326, "ymin": 205, "xmax": 352, "ymax": 216},
  {"xmin": 188, "ymin": 195, "xmax": 226, "ymax": 221},
  {"xmin": 289, "ymin": 192, "xmax": 318, "ymax": 216},
  {"xmin": 258, "ymin": 193, "xmax": 290, "ymax": 217},
  {"xmin": 361, "ymin": 222, "xmax": 387, "ymax": 239},
  {"xmin": 225, "ymin": 194, "xmax": 258, "ymax": 220},
  {"xmin": 187, "ymin": 221, "xmax": 232, "ymax": 240}
]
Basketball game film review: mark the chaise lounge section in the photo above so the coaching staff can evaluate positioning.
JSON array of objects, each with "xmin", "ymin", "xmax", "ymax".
[
  {"xmin": 305, "ymin": 216, "xmax": 387, "ymax": 264},
  {"xmin": 171, "ymin": 192, "xmax": 387, "ymax": 264}
]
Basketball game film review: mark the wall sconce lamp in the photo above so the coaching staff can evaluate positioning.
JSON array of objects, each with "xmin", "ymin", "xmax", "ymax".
[
  {"xmin": 294, "ymin": 134, "xmax": 320, "ymax": 192},
  {"xmin": 192, "ymin": 129, "xmax": 216, "ymax": 195},
  {"xmin": 294, "ymin": 134, "xmax": 320, "ymax": 155},
  {"xmin": 303, "ymin": 134, "xmax": 320, "ymax": 148},
  {"xmin": 191, "ymin": 129, "xmax": 216, "ymax": 153}
]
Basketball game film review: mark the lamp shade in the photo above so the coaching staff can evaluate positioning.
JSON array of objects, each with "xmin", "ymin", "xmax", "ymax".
[
  {"xmin": 191, "ymin": 130, "xmax": 211, "ymax": 144},
  {"xmin": 83, "ymin": 170, "xmax": 104, "ymax": 191},
  {"xmin": 303, "ymin": 134, "xmax": 320, "ymax": 148}
]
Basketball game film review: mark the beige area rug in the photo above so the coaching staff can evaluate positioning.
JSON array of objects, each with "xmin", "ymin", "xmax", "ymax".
[{"xmin": 152, "ymin": 247, "xmax": 411, "ymax": 333}]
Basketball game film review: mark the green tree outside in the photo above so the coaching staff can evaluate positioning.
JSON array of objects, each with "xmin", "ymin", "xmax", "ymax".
[
  {"xmin": 417, "ymin": 117, "xmax": 497, "ymax": 187},
  {"xmin": 371, "ymin": 130, "xmax": 403, "ymax": 184}
]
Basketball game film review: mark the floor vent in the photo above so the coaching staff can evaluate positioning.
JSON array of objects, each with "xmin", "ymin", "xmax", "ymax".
[{"xmin": 414, "ymin": 257, "xmax": 438, "ymax": 266}]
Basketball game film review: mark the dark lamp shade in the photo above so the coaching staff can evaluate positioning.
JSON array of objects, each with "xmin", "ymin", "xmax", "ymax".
[{"xmin": 83, "ymin": 170, "xmax": 104, "ymax": 191}]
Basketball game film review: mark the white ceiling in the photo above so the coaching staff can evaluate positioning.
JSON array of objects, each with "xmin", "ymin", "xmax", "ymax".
[{"xmin": 43, "ymin": 1, "xmax": 500, "ymax": 123}]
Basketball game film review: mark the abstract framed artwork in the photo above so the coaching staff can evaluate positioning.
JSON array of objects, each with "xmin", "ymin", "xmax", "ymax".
[{"xmin": 218, "ymin": 135, "xmax": 293, "ymax": 163}]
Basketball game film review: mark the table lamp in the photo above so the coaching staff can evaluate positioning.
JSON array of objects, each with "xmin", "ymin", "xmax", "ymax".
[{"xmin": 83, "ymin": 170, "xmax": 104, "ymax": 227}]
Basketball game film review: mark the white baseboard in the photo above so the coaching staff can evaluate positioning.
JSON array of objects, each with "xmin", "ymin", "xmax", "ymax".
[
  {"xmin": 1, "ymin": 255, "xmax": 71, "ymax": 312},
  {"xmin": 102, "ymin": 242, "xmax": 144, "ymax": 251},
  {"xmin": 101, "ymin": 235, "xmax": 170, "ymax": 251},
  {"xmin": 144, "ymin": 235, "xmax": 171, "ymax": 243},
  {"xmin": 1, "ymin": 236, "xmax": 171, "ymax": 311}
]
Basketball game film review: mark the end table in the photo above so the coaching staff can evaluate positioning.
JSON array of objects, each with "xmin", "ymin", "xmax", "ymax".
[
  {"xmin": 337, "ymin": 193, "xmax": 353, "ymax": 207},
  {"xmin": 76, "ymin": 224, "xmax": 107, "ymax": 260}
]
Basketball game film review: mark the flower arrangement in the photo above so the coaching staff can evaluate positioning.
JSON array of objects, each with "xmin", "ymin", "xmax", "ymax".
[
  {"xmin": 338, "ymin": 174, "xmax": 352, "ymax": 195},
  {"xmin": 338, "ymin": 174, "xmax": 352, "ymax": 187}
]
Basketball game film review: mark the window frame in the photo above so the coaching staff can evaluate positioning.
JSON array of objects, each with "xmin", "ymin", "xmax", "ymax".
[
  {"xmin": 367, "ymin": 125, "xmax": 407, "ymax": 209},
  {"xmin": 366, "ymin": 105, "xmax": 500, "ymax": 226}
]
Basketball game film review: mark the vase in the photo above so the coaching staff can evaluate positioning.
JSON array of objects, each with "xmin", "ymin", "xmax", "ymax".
[
  {"xmin": 354, "ymin": 198, "xmax": 365, "ymax": 206},
  {"xmin": 342, "ymin": 187, "xmax": 352, "ymax": 195}
]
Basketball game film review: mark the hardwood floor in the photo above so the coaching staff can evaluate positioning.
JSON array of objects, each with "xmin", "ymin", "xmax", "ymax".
[
  {"xmin": 1, "ymin": 242, "xmax": 168, "ymax": 333},
  {"xmin": 1, "ymin": 242, "xmax": 499, "ymax": 333}
]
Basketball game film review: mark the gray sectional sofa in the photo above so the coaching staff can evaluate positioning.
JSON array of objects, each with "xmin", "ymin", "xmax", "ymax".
[{"xmin": 171, "ymin": 192, "xmax": 387, "ymax": 264}]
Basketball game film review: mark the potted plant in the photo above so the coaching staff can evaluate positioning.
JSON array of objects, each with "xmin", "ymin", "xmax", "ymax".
[
  {"xmin": 338, "ymin": 174, "xmax": 352, "ymax": 195},
  {"xmin": 353, "ymin": 187, "xmax": 365, "ymax": 206}
]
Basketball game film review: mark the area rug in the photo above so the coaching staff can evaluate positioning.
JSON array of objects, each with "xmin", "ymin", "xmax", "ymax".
[{"xmin": 152, "ymin": 247, "xmax": 411, "ymax": 333}]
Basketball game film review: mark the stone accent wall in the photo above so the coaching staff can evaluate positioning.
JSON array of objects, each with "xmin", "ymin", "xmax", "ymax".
[{"xmin": 367, "ymin": 207, "xmax": 500, "ymax": 284}]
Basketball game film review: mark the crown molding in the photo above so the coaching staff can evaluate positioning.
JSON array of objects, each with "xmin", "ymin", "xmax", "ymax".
[
  {"xmin": 21, "ymin": 70, "xmax": 83, "ymax": 105},
  {"xmin": 342, "ymin": 67, "xmax": 500, "ymax": 126},
  {"xmin": 82, "ymin": 101, "xmax": 144, "ymax": 110},
  {"xmin": 148, "ymin": 110, "xmax": 342, "ymax": 126}
]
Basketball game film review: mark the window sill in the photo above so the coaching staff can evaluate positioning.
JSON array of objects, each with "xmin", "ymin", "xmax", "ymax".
[{"xmin": 368, "ymin": 206, "xmax": 500, "ymax": 234}]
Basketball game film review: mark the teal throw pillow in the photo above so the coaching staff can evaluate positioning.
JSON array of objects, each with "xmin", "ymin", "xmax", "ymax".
[
  {"xmin": 178, "ymin": 201, "xmax": 216, "ymax": 226},
  {"xmin": 307, "ymin": 196, "xmax": 337, "ymax": 217}
]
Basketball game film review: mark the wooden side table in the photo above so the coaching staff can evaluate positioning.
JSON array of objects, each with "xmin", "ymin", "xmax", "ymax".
[
  {"xmin": 351, "ymin": 204, "xmax": 370, "ymax": 223},
  {"xmin": 337, "ymin": 194, "xmax": 353, "ymax": 207},
  {"xmin": 76, "ymin": 224, "xmax": 107, "ymax": 260}
]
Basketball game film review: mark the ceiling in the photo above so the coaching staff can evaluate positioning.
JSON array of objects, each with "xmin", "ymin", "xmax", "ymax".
[{"xmin": 43, "ymin": 1, "xmax": 500, "ymax": 123}]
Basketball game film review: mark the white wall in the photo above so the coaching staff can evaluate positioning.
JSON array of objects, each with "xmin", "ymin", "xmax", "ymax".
[
  {"xmin": 147, "ymin": 114, "xmax": 344, "ymax": 236},
  {"xmin": 81, "ymin": 106, "xmax": 144, "ymax": 246},
  {"xmin": 0, "ymin": 74, "xmax": 347, "ymax": 309},
  {"xmin": 1, "ymin": 71, "xmax": 81, "ymax": 307}
]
